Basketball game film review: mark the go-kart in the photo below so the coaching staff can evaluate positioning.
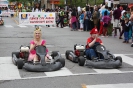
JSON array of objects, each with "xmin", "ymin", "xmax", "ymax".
[
  {"xmin": 65, "ymin": 43, "xmax": 122, "ymax": 69},
  {"xmin": 12, "ymin": 45, "xmax": 65, "ymax": 72}
]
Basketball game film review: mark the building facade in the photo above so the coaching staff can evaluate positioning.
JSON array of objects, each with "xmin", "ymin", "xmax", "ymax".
[{"xmin": 41, "ymin": 0, "xmax": 60, "ymax": 9}]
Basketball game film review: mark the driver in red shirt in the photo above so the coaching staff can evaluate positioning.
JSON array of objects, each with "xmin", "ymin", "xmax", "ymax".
[{"xmin": 85, "ymin": 27, "xmax": 104, "ymax": 60}]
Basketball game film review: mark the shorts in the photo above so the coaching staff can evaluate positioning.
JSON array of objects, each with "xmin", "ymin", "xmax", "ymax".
[{"xmin": 113, "ymin": 19, "xmax": 120, "ymax": 28}]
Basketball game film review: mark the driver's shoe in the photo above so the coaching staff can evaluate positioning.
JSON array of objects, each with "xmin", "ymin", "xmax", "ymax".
[
  {"xmin": 33, "ymin": 61, "xmax": 40, "ymax": 65},
  {"xmin": 92, "ymin": 57, "xmax": 98, "ymax": 61},
  {"xmin": 84, "ymin": 60, "xmax": 89, "ymax": 66},
  {"xmin": 46, "ymin": 56, "xmax": 53, "ymax": 63}
]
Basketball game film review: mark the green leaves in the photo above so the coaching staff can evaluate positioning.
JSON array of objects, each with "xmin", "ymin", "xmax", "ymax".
[{"xmin": 59, "ymin": 0, "xmax": 104, "ymax": 7}]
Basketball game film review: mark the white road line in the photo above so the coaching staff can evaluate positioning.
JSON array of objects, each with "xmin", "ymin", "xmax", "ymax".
[
  {"xmin": 20, "ymin": 71, "xmax": 133, "ymax": 80},
  {"xmin": 114, "ymin": 54, "xmax": 133, "ymax": 66},
  {"xmin": 0, "ymin": 57, "xmax": 21, "ymax": 80},
  {"xmin": 45, "ymin": 67, "xmax": 73, "ymax": 77},
  {"xmin": 4, "ymin": 25, "xmax": 13, "ymax": 27},
  {"xmin": 93, "ymin": 69, "xmax": 122, "ymax": 74},
  {"xmin": 0, "ymin": 54, "xmax": 133, "ymax": 80},
  {"xmin": 18, "ymin": 25, "xmax": 27, "ymax": 27},
  {"xmin": 86, "ymin": 83, "xmax": 133, "ymax": 88}
]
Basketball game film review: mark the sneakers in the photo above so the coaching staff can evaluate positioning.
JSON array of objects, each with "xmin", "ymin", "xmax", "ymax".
[
  {"xmin": 123, "ymin": 41, "xmax": 126, "ymax": 43},
  {"xmin": 119, "ymin": 37, "xmax": 123, "ymax": 39},
  {"xmin": 33, "ymin": 61, "xmax": 40, "ymax": 65},
  {"xmin": 123, "ymin": 41, "xmax": 129, "ymax": 43},
  {"xmin": 126, "ymin": 41, "xmax": 129, "ymax": 43},
  {"xmin": 84, "ymin": 60, "xmax": 89, "ymax": 66}
]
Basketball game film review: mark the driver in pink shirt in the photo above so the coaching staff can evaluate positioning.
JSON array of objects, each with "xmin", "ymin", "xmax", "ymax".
[{"xmin": 28, "ymin": 28, "xmax": 51, "ymax": 63}]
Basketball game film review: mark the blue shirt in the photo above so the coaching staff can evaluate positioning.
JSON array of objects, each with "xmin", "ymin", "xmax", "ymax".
[
  {"xmin": 101, "ymin": 9, "xmax": 110, "ymax": 17},
  {"xmin": 80, "ymin": 14, "xmax": 84, "ymax": 20}
]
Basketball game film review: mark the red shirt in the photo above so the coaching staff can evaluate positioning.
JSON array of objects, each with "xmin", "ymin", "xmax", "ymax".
[{"xmin": 86, "ymin": 37, "xmax": 102, "ymax": 49}]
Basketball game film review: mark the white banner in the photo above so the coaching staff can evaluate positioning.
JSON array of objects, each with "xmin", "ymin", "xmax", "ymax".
[
  {"xmin": 1, "ymin": 11, "xmax": 10, "ymax": 17},
  {"xmin": 19, "ymin": 12, "xmax": 56, "ymax": 25},
  {"xmin": 0, "ymin": 4, "xmax": 8, "ymax": 7}
]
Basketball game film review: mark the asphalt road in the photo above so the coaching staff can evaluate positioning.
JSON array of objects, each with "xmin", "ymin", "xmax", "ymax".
[{"xmin": 0, "ymin": 17, "xmax": 133, "ymax": 88}]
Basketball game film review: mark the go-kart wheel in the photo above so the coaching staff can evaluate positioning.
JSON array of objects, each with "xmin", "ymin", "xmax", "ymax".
[
  {"xmin": 51, "ymin": 51, "xmax": 59, "ymax": 57},
  {"xmin": 115, "ymin": 56, "xmax": 122, "ymax": 63},
  {"xmin": 65, "ymin": 50, "xmax": 73, "ymax": 59},
  {"xmin": 78, "ymin": 56, "xmax": 85, "ymax": 66},
  {"xmin": 17, "ymin": 59, "xmax": 24, "ymax": 69},
  {"xmin": 12, "ymin": 52, "xmax": 19, "ymax": 65},
  {"xmin": 58, "ymin": 58, "xmax": 65, "ymax": 67}
]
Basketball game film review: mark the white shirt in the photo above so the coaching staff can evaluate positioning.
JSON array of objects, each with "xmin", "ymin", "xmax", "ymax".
[
  {"xmin": 77, "ymin": 6, "xmax": 81, "ymax": 12},
  {"xmin": 108, "ymin": 1, "xmax": 111, "ymax": 7},
  {"xmin": 32, "ymin": 8, "xmax": 41, "ymax": 12},
  {"xmin": 121, "ymin": 10, "xmax": 126, "ymax": 16}
]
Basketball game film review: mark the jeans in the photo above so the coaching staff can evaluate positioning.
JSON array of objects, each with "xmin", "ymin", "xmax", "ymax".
[
  {"xmin": 72, "ymin": 22, "xmax": 77, "ymax": 30},
  {"xmin": 84, "ymin": 19, "xmax": 90, "ymax": 31},
  {"xmin": 85, "ymin": 49, "xmax": 97, "ymax": 60},
  {"xmin": 124, "ymin": 32, "xmax": 129, "ymax": 41}
]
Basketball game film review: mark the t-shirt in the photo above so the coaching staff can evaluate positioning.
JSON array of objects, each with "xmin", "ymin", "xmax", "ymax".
[
  {"xmin": 32, "ymin": 8, "xmax": 41, "ymax": 12},
  {"xmin": 86, "ymin": 37, "xmax": 102, "ymax": 49},
  {"xmin": 101, "ymin": 9, "xmax": 110, "ymax": 17},
  {"xmin": 108, "ymin": 1, "xmax": 111, "ymax": 7},
  {"xmin": 30, "ymin": 39, "xmax": 48, "ymax": 55}
]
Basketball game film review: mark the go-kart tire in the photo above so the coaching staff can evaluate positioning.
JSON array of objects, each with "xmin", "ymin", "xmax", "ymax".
[
  {"xmin": 58, "ymin": 58, "xmax": 65, "ymax": 67},
  {"xmin": 17, "ymin": 59, "xmax": 24, "ymax": 69},
  {"xmin": 65, "ymin": 50, "xmax": 73, "ymax": 59},
  {"xmin": 78, "ymin": 56, "xmax": 85, "ymax": 66},
  {"xmin": 115, "ymin": 56, "xmax": 122, "ymax": 63},
  {"xmin": 12, "ymin": 52, "xmax": 19, "ymax": 65}
]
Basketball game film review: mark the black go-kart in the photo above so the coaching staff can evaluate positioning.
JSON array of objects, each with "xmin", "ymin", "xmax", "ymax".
[
  {"xmin": 12, "ymin": 45, "xmax": 65, "ymax": 72},
  {"xmin": 65, "ymin": 43, "xmax": 122, "ymax": 69}
]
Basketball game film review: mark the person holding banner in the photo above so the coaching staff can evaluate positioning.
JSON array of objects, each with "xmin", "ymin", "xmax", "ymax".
[{"xmin": 32, "ymin": 2, "xmax": 42, "ymax": 29}]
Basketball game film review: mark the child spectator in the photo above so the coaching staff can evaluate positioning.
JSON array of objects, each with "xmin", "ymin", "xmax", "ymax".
[
  {"xmin": 123, "ymin": 17, "xmax": 130, "ymax": 43},
  {"xmin": 102, "ymin": 11, "xmax": 111, "ymax": 37},
  {"xmin": 119, "ymin": 12, "xmax": 128, "ymax": 39},
  {"xmin": 64, "ymin": 14, "xmax": 68, "ymax": 27},
  {"xmin": 79, "ymin": 11, "xmax": 84, "ymax": 31}
]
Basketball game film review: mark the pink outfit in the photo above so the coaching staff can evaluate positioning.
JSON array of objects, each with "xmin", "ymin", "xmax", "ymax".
[
  {"xmin": 102, "ymin": 16, "xmax": 111, "ymax": 24},
  {"xmin": 71, "ymin": 16, "xmax": 77, "ymax": 23},
  {"xmin": 28, "ymin": 39, "xmax": 48, "ymax": 61}
]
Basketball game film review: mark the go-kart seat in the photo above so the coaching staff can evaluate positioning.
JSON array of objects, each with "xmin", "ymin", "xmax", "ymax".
[{"xmin": 95, "ymin": 45, "xmax": 108, "ymax": 60}]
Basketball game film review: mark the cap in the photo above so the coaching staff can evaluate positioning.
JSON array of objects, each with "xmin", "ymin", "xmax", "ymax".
[{"xmin": 90, "ymin": 27, "xmax": 98, "ymax": 34}]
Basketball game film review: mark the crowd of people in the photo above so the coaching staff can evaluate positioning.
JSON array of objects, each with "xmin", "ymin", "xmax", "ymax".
[
  {"xmin": 2, "ymin": 2, "xmax": 133, "ymax": 47},
  {"xmin": 54, "ymin": 3, "xmax": 133, "ymax": 47}
]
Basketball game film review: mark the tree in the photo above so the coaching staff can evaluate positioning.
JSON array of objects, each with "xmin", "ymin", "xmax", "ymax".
[{"xmin": 59, "ymin": 0, "xmax": 103, "ymax": 7}]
